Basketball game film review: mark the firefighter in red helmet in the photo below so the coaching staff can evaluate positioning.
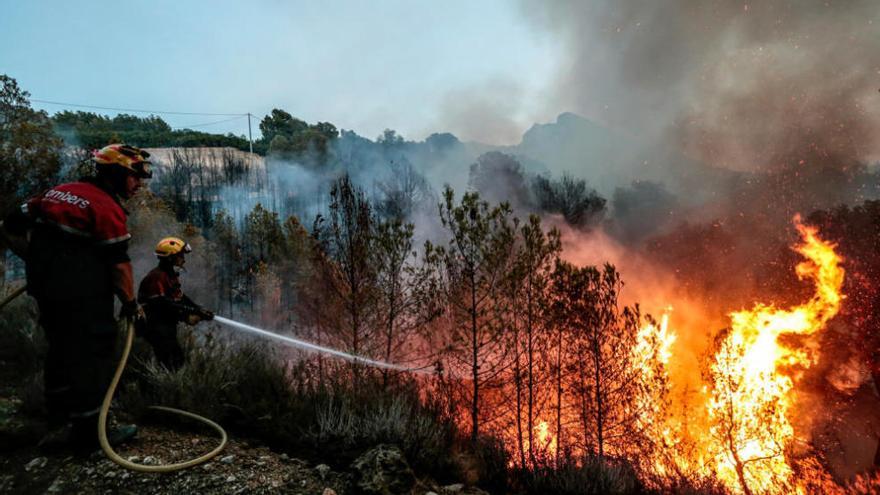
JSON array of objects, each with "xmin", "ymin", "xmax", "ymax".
[
  {"xmin": 138, "ymin": 236, "xmax": 213, "ymax": 370},
  {"xmin": 0, "ymin": 144, "xmax": 151, "ymax": 450}
]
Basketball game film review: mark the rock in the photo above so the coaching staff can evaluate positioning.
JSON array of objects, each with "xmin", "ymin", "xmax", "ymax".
[
  {"xmin": 143, "ymin": 456, "xmax": 156, "ymax": 465},
  {"xmin": 280, "ymin": 453, "xmax": 290, "ymax": 461},
  {"xmin": 220, "ymin": 454, "xmax": 235, "ymax": 464},
  {"xmin": 314, "ymin": 464, "xmax": 331, "ymax": 480},
  {"xmin": 24, "ymin": 457, "xmax": 47, "ymax": 471},
  {"xmin": 104, "ymin": 471, "xmax": 117, "ymax": 479},
  {"xmin": 351, "ymin": 444, "xmax": 415, "ymax": 495},
  {"xmin": 322, "ymin": 489, "xmax": 337, "ymax": 495},
  {"xmin": 443, "ymin": 484, "xmax": 464, "ymax": 493},
  {"xmin": 127, "ymin": 456, "xmax": 140, "ymax": 463},
  {"xmin": 426, "ymin": 492, "xmax": 439, "ymax": 495},
  {"xmin": 120, "ymin": 472, "xmax": 130, "ymax": 480},
  {"xmin": 47, "ymin": 478, "xmax": 64, "ymax": 493},
  {"xmin": 226, "ymin": 475, "xmax": 236, "ymax": 482}
]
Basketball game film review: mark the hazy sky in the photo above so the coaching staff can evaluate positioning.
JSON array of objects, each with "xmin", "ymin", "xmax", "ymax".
[{"xmin": 1, "ymin": 0, "xmax": 562, "ymax": 144}]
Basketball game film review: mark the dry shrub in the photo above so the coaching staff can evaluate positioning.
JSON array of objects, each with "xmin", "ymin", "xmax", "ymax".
[{"xmin": 122, "ymin": 329, "xmax": 459, "ymax": 479}]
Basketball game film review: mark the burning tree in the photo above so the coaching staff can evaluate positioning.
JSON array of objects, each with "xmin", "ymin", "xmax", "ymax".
[
  {"xmin": 549, "ymin": 262, "xmax": 660, "ymax": 461},
  {"xmin": 704, "ymin": 218, "xmax": 844, "ymax": 495},
  {"xmin": 372, "ymin": 217, "xmax": 439, "ymax": 388},
  {"xmin": 427, "ymin": 187, "xmax": 517, "ymax": 443},
  {"xmin": 505, "ymin": 215, "xmax": 561, "ymax": 466}
]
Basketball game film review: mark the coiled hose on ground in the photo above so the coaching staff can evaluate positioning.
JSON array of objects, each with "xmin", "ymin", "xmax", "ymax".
[
  {"xmin": 1, "ymin": 285, "xmax": 228, "ymax": 472},
  {"xmin": 100, "ymin": 317, "xmax": 228, "ymax": 472}
]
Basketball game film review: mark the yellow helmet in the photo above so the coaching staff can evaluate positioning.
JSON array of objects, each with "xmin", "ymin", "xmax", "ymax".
[
  {"xmin": 92, "ymin": 144, "xmax": 153, "ymax": 178},
  {"xmin": 155, "ymin": 237, "xmax": 192, "ymax": 258}
]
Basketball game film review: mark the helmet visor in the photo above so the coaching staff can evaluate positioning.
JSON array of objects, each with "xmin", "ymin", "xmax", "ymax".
[{"xmin": 132, "ymin": 161, "xmax": 153, "ymax": 179}]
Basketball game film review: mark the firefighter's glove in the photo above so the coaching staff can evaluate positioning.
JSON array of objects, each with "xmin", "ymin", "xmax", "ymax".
[
  {"xmin": 120, "ymin": 300, "xmax": 146, "ymax": 324},
  {"xmin": 201, "ymin": 309, "xmax": 214, "ymax": 321}
]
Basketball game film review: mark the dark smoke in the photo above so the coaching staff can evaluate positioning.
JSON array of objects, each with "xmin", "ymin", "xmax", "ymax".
[{"xmin": 521, "ymin": 0, "xmax": 880, "ymax": 173}]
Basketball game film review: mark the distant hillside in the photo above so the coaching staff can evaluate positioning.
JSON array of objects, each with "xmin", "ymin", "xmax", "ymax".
[
  {"xmin": 51, "ymin": 111, "xmax": 261, "ymax": 155},
  {"xmin": 496, "ymin": 112, "xmax": 740, "ymax": 203},
  {"xmin": 144, "ymin": 147, "xmax": 265, "ymax": 172}
]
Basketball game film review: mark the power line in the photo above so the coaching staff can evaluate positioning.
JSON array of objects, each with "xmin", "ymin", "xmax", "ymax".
[
  {"xmin": 32, "ymin": 97, "xmax": 257, "ymax": 153},
  {"xmin": 31, "ymin": 98, "xmax": 248, "ymax": 117},
  {"xmin": 171, "ymin": 115, "xmax": 248, "ymax": 129}
]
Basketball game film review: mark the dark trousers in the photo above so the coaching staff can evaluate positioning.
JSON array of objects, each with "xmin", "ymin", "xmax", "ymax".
[
  {"xmin": 40, "ymin": 306, "xmax": 117, "ymax": 429},
  {"xmin": 144, "ymin": 323, "xmax": 184, "ymax": 371}
]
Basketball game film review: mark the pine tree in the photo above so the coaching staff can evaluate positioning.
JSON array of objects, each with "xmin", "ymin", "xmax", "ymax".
[{"xmin": 427, "ymin": 186, "xmax": 517, "ymax": 443}]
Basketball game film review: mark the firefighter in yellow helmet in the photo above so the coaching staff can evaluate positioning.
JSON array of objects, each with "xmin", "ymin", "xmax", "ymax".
[
  {"xmin": 0, "ymin": 144, "xmax": 151, "ymax": 450},
  {"xmin": 138, "ymin": 237, "xmax": 213, "ymax": 370}
]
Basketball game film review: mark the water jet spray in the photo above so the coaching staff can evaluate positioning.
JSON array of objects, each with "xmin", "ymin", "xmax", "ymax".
[
  {"xmin": 0, "ymin": 286, "xmax": 438, "ymax": 474},
  {"xmin": 213, "ymin": 315, "xmax": 432, "ymax": 374}
]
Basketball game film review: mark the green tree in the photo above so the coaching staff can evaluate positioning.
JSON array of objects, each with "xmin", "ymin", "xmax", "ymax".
[
  {"xmin": 276, "ymin": 215, "xmax": 314, "ymax": 317},
  {"xmin": 311, "ymin": 121, "xmax": 339, "ymax": 141},
  {"xmin": 259, "ymin": 109, "xmax": 308, "ymax": 143},
  {"xmin": 0, "ymin": 75, "xmax": 62, "ymax": 284},
  {"xmin": 376, "ymin": 129, "xmax": 404, "ymax": 148},
  {"xmin": 260, "ymin": 109, "xmax": 337, "ymax": 161},
  {"xmin": 211, "ymin": 209, "xmax": 242, "ymax": 316},
  {"xmin": 240, "ymin": 204, "xmax": 284, "ymax": 314},
  {"xmin": 52, "ymin": 110, "xmax": 255, "ymax": 153},
  {"xmin": 531, "ymin": 174, "xmax": 606, "ymax": 229},
  {"xmin": 242, "ymin": 203, "xmax": 284, "ymax": 265},
  {"xmin": 0, "ymin": 75, "xmax": 62, "ymax": 215}
]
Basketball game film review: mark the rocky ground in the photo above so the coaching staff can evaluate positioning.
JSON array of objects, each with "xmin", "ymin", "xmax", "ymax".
[
  {"xmin": 1, "ymin": 421, "xmax": 348, "ymax": 494},
  {"xmin": 0, "ymin": 397, "xmax": 488, "ymax": 495}
]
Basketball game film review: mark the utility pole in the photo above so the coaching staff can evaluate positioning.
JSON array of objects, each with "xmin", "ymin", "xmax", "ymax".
[{"xmin": 247, "ymin": 112, "xmax": 254, "ymax": 154}]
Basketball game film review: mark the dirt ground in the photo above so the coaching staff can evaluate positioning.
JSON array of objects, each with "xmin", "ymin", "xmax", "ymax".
[{"xmin": 0, "ymin": 421, "xmax": 350, "ymax": 494}]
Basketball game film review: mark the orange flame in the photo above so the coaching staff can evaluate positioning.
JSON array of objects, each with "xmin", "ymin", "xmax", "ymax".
[{"xmin": 705, "ymin": 216, "xmax": 844, "ymax": 494}]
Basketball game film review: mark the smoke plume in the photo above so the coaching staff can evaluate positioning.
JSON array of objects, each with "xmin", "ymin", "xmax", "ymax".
[{"xmin": 520, "ymin": 0, "xmax": 880, "ymax": 172}]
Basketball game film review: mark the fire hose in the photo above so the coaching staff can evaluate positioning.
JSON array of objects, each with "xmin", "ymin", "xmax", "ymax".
[
  {"xmin": 0, "ymin": 285, "xmax": 227, "ymax": 472},
  {"xmin": 1, "ymin": 285, "xmax": 432, "ymax": 471},
  {"xmin": 99, "ymin": 318, "xmax": 228, "ymax": 472}
]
